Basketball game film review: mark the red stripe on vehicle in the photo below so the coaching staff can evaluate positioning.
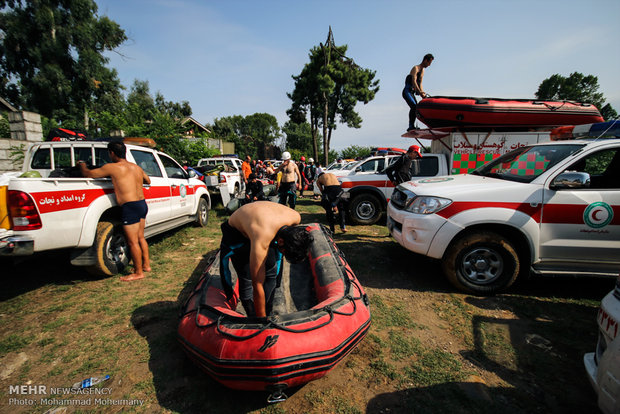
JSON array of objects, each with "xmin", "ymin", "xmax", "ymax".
[
  {"xmin": 340, "ymin": 180, "xmax": 393, "ymax": 189},
  {"xmin": 437, "ymin": 201, "xmax": 620, "ymax": 225},
  {"xmin": 32, "ymin": 186, "xmax": 174, "ymax": 214},
  {"xmin": 437, "ymin": 201, "xmax": 542, "ymax": 222}
]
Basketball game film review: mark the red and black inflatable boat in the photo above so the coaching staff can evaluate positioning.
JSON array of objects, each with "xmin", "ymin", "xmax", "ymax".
[
  {"xmin": 178, "ymin": 224, "xmax": 371, "ymax": 395},
  {"xmin": 416, "ymin": 96, "xmax": 604, "ymax": 129}
]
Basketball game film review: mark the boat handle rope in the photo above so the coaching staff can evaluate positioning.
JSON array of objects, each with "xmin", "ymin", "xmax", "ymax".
[{"xmin": 215, "ymin": 307, "xmax": 336, "ymax": 340}]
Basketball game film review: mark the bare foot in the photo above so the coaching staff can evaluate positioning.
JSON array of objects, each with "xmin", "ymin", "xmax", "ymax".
[
  {"xmin": 341, "ymin": 228, "xmax": 348, "ymax": 233},
  {"xmin": 143, "ymin": 266, "xmax": 152, "ymax": 272},
  {"xmin": 120, "ymin": 273, "xmax": 145, "ymax": 282}
]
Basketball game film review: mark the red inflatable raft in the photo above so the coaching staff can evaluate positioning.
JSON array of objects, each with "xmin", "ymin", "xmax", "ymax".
[
  {"xmin": 177, "ymin": 224, "xmax": 371, "ymax": 396},
  {"xmin": 416, "ymin": 96, "xmax": 604, "ymax": 129}
]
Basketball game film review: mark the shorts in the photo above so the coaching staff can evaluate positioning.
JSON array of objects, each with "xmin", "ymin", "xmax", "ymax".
[{"xmin": 121, "ymin": 200, "xmax": 148, "ymax": 225}]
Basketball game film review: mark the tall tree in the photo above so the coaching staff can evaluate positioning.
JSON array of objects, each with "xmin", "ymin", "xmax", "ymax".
[
  {"xmin": 536, "ymin": 72, "xmax": 618, "ymax": 121},
  {"xmin": 288, "ymin": 27, "xmax": 379, "ymax": 165},
  {"xmin": 0, "ymin": 0, "xmax": 127, "ymax": 125}
]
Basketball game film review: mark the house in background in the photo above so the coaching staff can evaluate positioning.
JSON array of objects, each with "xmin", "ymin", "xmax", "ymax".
[{"xmin": 181, "ymin": 116, "xmax": 234, "ymax": 154}]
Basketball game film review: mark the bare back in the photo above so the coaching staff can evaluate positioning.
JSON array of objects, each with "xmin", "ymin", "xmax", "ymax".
[
  {"xmin": 317, "ymin": 172, "xmax": 340, "ymax": 188},
  {"xmin": 82, "ymin": 159, "xmax": 149, "ymax": 205},
  {"xmin": 228, "ymin": 201, "xmax": 301, "ymax": 246}
]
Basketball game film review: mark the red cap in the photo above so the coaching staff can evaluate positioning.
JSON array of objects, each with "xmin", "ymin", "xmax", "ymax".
[
  {"xmin": 301, "ymin": 156, "xmax": 305, "ymax": 161},
  {"xmin": 408, "ymin": 145, "xmax": 423, "ymax": 157}
]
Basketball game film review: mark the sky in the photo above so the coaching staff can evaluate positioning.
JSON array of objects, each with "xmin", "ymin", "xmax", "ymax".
[{"xmin": 95, "ymin": 0, "xmax": 620, "ymax": 152}]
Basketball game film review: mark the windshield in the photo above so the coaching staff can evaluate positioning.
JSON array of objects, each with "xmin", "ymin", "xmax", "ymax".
[
  {"xmin": 343, "ymin": 161, "xmax": 362, "ymax": 170},
  {"xmin": 473, "ymin": 144, "xmax": 585, "ymax": 183}
]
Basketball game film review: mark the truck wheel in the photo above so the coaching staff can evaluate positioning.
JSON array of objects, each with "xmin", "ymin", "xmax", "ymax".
[
  {"xmin": 87, "ymin": 221, "xmax": 129, "ymax": 276},
  {"xmin": 349, "ymin": 193, "xmax": 382, "ymax": 225},
  {"xmin": 231, "ymin": 183, "xmax": 241, "ymax": 198},
  {"xmin": 442, "ymin": 232, "xmax": 520, "ymax": 294},
  {"xmin": 194, "ymin": 197, "xmax": 209, "ymax": 227}
]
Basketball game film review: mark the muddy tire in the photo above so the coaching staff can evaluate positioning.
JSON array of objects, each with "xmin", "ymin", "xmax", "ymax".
[
  {"xmin": 87, "ymin": 221, "xmax": 129, "ymax": 276},
  {"xmin": 442, "ymin": 232, "xmax": 520, "ymax": 294},
  {"xmin": 349, "ymin": 193, "xmax": 382, "ymax": 225},
  {"xmin": 195, "ymin": 197, "xmax": 209, "ymax": 227}
]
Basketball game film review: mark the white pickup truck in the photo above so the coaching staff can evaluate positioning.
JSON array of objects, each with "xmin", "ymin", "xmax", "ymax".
[
  {"xmin": 0, "ymin": 140, "xmax": 211, "ymax": 275},
  {"xmin": 338, "ymin": 153, "xmax": 449, "ymax": 225},
  {"xmin": 196, "ymin": 156, "xmax": 245, "ymax": 202},
  {"xmin": 387, "ymin": 137, "xmax": 620, "ymax": 294}
]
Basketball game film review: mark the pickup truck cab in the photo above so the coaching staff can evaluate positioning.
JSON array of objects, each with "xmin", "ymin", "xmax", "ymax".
[
  {"xmin": 1, "ymin": 140, "xmax": 210, "ymax": 275},
  {"xmin": 339, "ymin": 153, "xmax": 449, "ymax": 225},
  {"xmin": 387, "ymin": 138, "xmax": 620, "ymax": 293}
]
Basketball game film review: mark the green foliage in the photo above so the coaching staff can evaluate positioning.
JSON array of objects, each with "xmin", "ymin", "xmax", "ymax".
[
  {"xmin": 211, "ymin": 113, "xmax": 280, "ymax": 159},
  {"xmin": 339, "ymin": 145, "xmax": 372, "ymax": 159},
  {"xmin": 0, "ymin": 0, "xmax": 127, "ymax": 123},
  {"xmin": 9, "ymin": 143, "xmax": 26, "ymax": 168},
  {"xmin": 153, "ymin": 138, "xmax": 219, "ymax": 166},
  {"xmin": 0, "ymin": 115, "xmax": 10, "ymax": 138},
  {"xmin": 283, "ymin": 121, "xmax": 314, "ymax": 153},
  {"xmin": 536, "ymin": 72, "xmax": 618, "ymax": 121}
]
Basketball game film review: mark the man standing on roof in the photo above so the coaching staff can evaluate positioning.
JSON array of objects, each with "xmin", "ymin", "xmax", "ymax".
[
  {"xmin": 78, "ymin": 141, "xmax": 151, "ymax": 282},
  {"xmin": 403, "ymin": 53, "xmax": 434, "ymax": 131},
  {"xmin": 275, "ymin": 151, "xmax": 302, "ymax": 209},
  {"xmin": 384, "ymin": 145, "xmax": 423, "ymax": 186}
]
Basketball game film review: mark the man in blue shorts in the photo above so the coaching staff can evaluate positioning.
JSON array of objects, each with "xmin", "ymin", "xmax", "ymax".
[{"xmin": 78, "ymin": 141, "xmax": 151, "ymax": 281}]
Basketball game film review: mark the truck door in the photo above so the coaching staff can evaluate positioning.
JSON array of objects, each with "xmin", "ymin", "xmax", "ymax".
[
  {"xmin": 540, "ymin": 146, "xmax": 620, "ymax": 270},
  {"xmin": 130, "ymin": 149, "xmax": 171, "ymax": 224},
  {"xmin": 158, "ymin": 154, "xmax": 195, "ymax": 217}
]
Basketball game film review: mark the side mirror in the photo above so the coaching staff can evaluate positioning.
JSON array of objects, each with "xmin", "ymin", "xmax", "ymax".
[
  {"xmin": 187, "ymin": 169, "xmax": 197, "ymax": 179},
  {"xmin": 354, "ymin": 167, "xmax": 362, "ymax": 172},
  {"xmin": 551, "ymin": 171, "xmax": 591, "ymax": 189}
]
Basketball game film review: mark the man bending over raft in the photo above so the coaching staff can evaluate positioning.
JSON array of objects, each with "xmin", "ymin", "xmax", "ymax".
[{"xmin": 219, "ymin": 202, "xmax": 313, "ymax": 318}]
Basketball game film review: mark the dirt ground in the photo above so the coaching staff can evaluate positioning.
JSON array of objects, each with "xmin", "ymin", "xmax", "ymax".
[{"xmin": 0, "ymin": 198, "xmax": 613, "ymax": 413}]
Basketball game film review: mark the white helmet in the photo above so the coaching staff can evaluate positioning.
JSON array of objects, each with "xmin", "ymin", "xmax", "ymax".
[
  {"xmin": 281, "ymin": 151, "xmax": 291, "ymax": 160},
  {"xmin": 309, "ymin": 158, "xmax": 314, "ymax": 163}
]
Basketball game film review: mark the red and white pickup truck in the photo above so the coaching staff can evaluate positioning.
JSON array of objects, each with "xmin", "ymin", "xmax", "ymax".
[{"xmin": 0, "ymin": 140, "xmax": 210, "ymax": 275}]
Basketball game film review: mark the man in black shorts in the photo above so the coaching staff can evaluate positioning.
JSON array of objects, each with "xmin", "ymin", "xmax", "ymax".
[
  {"xmin": 316, "ymin": 172, "xmax": 347, "ymax": 233},
  {"xmin": 78, "ymin": 141, "xmax": 151, "ymax": 281}
]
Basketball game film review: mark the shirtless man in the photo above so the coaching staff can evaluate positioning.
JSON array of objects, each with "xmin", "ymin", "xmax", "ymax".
[
  {"xmin": 316, "ymin": 172, "xmax": 347, "ymax": 233},
  {"xmin": 219, "ymin": 201, "xmax": 313, "ymax": 318},
  {"xmin": 403, "ymin": 53, "xmax": 434, "ymax": 131},
  {"xmin": 78, "ymin": 141, "xmax": 151, "ymax": 282},
  {"xmin": 275, "ymin": 151, "xmax": 302, "ymax": 209}
]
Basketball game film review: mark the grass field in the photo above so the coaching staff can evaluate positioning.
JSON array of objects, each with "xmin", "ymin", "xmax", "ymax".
[{"xmin": 0, "ymin": 197, "xmax": 613, "ymax": 413}]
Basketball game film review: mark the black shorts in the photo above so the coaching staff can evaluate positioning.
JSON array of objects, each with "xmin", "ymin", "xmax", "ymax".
[{"xmin": 121, "ymin": 200, "xmax": 148, "ymax": 225}]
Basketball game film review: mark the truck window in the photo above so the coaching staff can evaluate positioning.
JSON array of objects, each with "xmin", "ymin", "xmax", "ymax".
[
  {"xmin": 94, "ymin": 148, "xmax": 111, "ymax": 167},
  {"xmin": 31, "ymin": 148, "xmax": 52, "ymax": 169},
  {"xmin": 131, "ymin": 150, "xmax": 163, "ymax": 177},
  {"xmin": 159, "ymin": 154, "xmax": 187, "ymax": 179},
  {"xmin": 74, "ymin": 147, "xmax": 93, "ymax": 165},
  {"xmin": 411, "ymin": 158, "xmax": 439, "ymax": 177},
  {"xmin": 475, "ymin": 144, "xmax": 584, "ymax": 183},
  {"xmin": 360, "ymin": 159, "xmax": 383, "ymax": 173},
  {"xmin": 565, "ymin": 148, "xmax": 620, "ymax": 190},
  {"xmin": 54, "ymin": 148, "xmax": 72, "ymax": 168}
]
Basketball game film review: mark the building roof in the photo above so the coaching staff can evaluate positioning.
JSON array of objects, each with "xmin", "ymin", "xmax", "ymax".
[
  {"xmin": 0, "ymin": 97, "xmax": 17, "ymax": 112},
  {"xmin": 181, "ymin": 116, "xmax": 210, "ymax": 135}
]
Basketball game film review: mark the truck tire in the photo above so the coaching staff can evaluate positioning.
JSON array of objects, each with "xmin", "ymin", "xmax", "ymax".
[
  {"xmin": 349, "ymin": 193, "xmax": 382, "ymax": 225},
  {"xmin": 442, "ymin": 232, "xmax": 520, "ymax": 294},
  {"xmin": 231, "ymin": 183, "xmax": 241, "ymax": 198},
  {"xmin": 87, "ymin": 221, "xmax": 130, "ymax": 276},
  {"xmin": 194, "ymin": 197, "xmax": 209, "ymax": 227}
]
